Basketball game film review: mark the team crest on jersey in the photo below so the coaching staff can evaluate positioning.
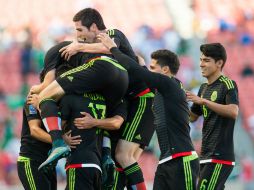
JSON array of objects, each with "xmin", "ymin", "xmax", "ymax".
[
  {"xmin": 29, "ymin": 105, "xmax": 37, "ymax": 114},
  {"xmin": 211, "ymin": 91, "xmax": 217, "ymax": 101}
]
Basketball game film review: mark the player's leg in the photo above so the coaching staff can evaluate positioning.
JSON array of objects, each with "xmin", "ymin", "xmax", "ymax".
[
  {"xmin": 66, "ymin": 167, "xmax": 101, "ymax": 190},
  {"xmin": 115, "ymin": 96, "xmax": 154, "ymax": 190},
  {"xmin": 198, "ymin": 163, "xmax": 233, "ymax": 190},
  {"xmin": 153, "ymin": 155, "xmax": 199, "ymax": 190},
  {"xmin": 37, "ymin": 81, "xmax": 70, "ymax": 171},
  {"xmin": 115, "ymin": 140, "xmax": 146, "ymax": 190},
  {"xmin": 134, "ymin": 147, "xmax": 143, "ymax": 161},
  {"xmin": 101, "ymin": 132, "xmax": 116, "ymax": 189},
  {"xmin": 17, "ymin": 156, "xmax": 57, "ymax": 190}
]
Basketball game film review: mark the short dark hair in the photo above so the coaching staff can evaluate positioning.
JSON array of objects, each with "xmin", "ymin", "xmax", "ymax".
[
  {"xmin": 151, "ymin": 49, "xmax": 180, "ymax": 75},
  {"xmin": 73, "ymin": 8, "xmax": 106, "ymax": 30},
  {"xmin": 200, "ymin": 43, "xmax": 227, "ymax": 68}
]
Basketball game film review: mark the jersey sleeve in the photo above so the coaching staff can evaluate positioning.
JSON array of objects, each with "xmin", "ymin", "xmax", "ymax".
[
  {"xmin": 110, "ymin": 47, "xmax": 170, "ymax": 91},
  {"xmin": 226, "ymin": 80, "xmax": 239, "ymax": 105},
  {"xmin": 24, "ymin": 104, "xmax": 41, "ymax": 121},
  {"xmin": 190, "ymin": 86, "xmax": 203, "ymax": 116},
  {"xmin": 108, "ymin": 99, "xmax": 128, "ymax": 121}
]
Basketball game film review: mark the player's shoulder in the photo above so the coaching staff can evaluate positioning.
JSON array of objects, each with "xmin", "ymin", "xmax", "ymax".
[
  {"xmin": 199, "ymin": 82, "xmax": 208, "ymax": 90},
  {"xmin": 107, "ymin": 28, "xmax": 124, "ymax": 36},
  {"xmin": 218, "ymin": 75, "xmax": 237, "ymax": 90}
]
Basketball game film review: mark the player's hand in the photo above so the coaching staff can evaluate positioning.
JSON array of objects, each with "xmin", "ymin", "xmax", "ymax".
[
  {"xmin": 59, "ymin": 41, "xmax": 81, "ymax": 61},
  {"xmin": 63, "ymin": 130, "xmax": 82, "ymax": 149},
  {"xmin": 97, "ymin": 33, "xmax": 117, "ymax": 50},
  {"xmin": 137, "ymin": 55, "xmax": 146, "ymax": 66},
  {"xmin": 27, "ymin": 94, "xmax": 39, "ymax": 108},
  {"xmin": 74, "ymin": 112, "xmax": 96, "ymax": 129},
  {"xmin": 28, "ymin": 84, "xmax": 41, "ymax": 96},
  {"xmin": 186, "ymin": 90, "xmax": 205, "ymax": 105}
]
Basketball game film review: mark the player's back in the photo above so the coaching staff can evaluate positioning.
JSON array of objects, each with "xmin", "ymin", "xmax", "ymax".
[{"xmin": 60, "ymin": 93, "xmax": 106, "ymax": 165}]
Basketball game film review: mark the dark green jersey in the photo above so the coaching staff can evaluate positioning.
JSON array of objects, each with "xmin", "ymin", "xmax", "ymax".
[{"xmin": 191, "ymin": 75, "xmax": 239, "ymax": 162}]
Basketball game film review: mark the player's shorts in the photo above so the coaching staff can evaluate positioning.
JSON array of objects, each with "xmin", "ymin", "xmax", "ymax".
[
  {"xmin": 56, "ymin": 57, "xmax": 128, "ymax": 111},
  {"xmin": 17, "ymin": 156, "xmax": 57, "ymax": 190},
  {"xmin": 153, "ymin": 155, "xmax": 199, "ymax": 190},
  {"xmin": 197, "ymin": 163, "xmax": 234, "ymax": 190},
  {"xmin": 120, "ymin": 93, "xmax": 155, "ymax": 147},
  {"xmin": 66, "ymin": 167, "xmax": 101, "ymax": 190}
]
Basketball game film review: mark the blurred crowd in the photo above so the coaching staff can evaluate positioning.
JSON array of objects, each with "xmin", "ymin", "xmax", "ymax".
[{"xmin": 0, "ymin": 0, "xmax": 254, "ymax": 189}]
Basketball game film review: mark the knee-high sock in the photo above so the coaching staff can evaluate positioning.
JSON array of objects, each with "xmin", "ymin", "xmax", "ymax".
[
  {"xmin": 40, "ymin": 99, "xmax": 62, "ymax": 142},
  {"xmin": 113, "ymin": 164, "xmax": 127, "ymax": 190},
  {"xmin": 124, "ymin": 162, "xmax": 146, "ymax": 190}
]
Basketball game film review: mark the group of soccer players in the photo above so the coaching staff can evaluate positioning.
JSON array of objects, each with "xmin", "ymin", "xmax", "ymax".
[{"xmin": 17, "ymin": 7, "xmax": 239, "ymax": 190}]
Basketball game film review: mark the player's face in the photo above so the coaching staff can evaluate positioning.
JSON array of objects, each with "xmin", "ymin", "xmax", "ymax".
[
  {"xmin": 149, "ymin": 59, "xmax": 164, "ymax": 74},
  {"xmin": 200, "ymin": 54, "xmax": 221, "ymax": 78},
  {"xmin": 74, "ymin": 21, "xmax": 96, "ymax": 43}
]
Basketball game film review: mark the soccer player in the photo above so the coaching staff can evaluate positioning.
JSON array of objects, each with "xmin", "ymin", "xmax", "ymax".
[
  {"xmin": 186, "ymin": 43, "xmax": 239, "ymax": 190},
  {"xmin": 18, "ymin": 70, "xmax": 81, "ymax": 190},
  {"xmin": 61, "ymin": 93, "xmax": 128, "ymax": 190},
  {"xmin": 97, "ymin": 33, "xmax": 200, "ymax": 190},
  {"xmin": 60, "ymin": 8, "xmax": 155, "ymax": 189},
  {"xmin": 60, "ymin": 93, "xmax": 105, "ymax": 190},
  {"xmin": 17, "ymin": 103, "xmax": 57, "ymax": 190},
  {"xmin": 28, "ymin": 52, "xmax": 128, "ymax": 172}
]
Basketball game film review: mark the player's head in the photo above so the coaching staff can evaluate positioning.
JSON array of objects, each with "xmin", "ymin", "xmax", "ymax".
[
  {"xmin": 199, "ymin": 43, "xmax": 227, "ymax": 77},
  {"xmin": 150, "ymin": 49, "xmax": 180, "ymax": 76},
  {"xmin": 73, "ymin": 8, "xmax": 106, "ymax": 43},
  {"xmin": 40, "ymin": 41, "xmax": 86, "ymax": 82}
]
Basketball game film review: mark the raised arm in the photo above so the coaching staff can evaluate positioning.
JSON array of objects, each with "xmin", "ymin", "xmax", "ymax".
[
  {"xmin": 97, "ymin": 33, "xmax": 165, "ymax": 90},
  {"xmin": 28, "ymin": 119, "xmax": 52, "ymax": 144}
]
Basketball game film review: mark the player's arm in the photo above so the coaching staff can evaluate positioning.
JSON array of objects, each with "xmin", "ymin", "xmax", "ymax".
[
  {"xmin": 61, "ymin": 120, "xmax": 82, "ymax": 149},
  {"xmin": 28, "ymin": 119, "xmax": 52, "ymax": 144},
  {"xmin": 204, "ymin": 101, "xmax": 238, "ymax": 119},
  {"xmin": 74, "ymin": 112, "xmax": 124, "ymax": 130},
  {"xmin": 76, "ymin": 43, "xmax": 111, "ymax": 54},
  {"xmin": 97, "ymin": 33, "xmax": 166, "ymax": 90},
  {"xmin": 186, "ymin": 90, "xmax": 239, "ymax": 119},
  {"xmin": 28, "ymin": 70, "xmax": 56, "ymax": 95},
  {"xmin": 59, "ymin": 37, "xmax": 120, "ymax": 60},
  {"xmin": 59, "ymin": 42, "xmax": 110, "ymax": 60}
]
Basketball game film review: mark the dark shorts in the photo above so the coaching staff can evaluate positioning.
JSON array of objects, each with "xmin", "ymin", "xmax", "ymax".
[
  {"xmin": 56, "ymin": 57, "xmax": 128, "ymax": 111},
  {"xmin": 153, "ymin": 155, "xmax": 199, "ymax": 190},
  {"xmin": 197, "ymin": 163, "xmax": 234, "ymax": 190},
  {"xmin": 120, "ymin": 95, "xmax": 155, "ymax": 147},
  {"xmin": 66, "ymin": 167, "xmax": 101, "ymax": 190},
  {"xmin": 17, "ymin": 156, "xmax": 57, "ymax": 190}
]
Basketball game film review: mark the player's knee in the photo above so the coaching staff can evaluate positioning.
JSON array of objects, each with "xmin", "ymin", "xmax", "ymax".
[
  {"xmin": 115, "ymin": 149, "xmax": 135, "ymax": 166},
  {"xmin": 115, "ymin": 149, "xmax": 125, "ymax": 165}
]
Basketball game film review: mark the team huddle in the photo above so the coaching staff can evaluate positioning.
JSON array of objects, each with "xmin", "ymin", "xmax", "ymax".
[{"xmin": 17, "ymin": 8, "xmax": 239, "ymax": 190}]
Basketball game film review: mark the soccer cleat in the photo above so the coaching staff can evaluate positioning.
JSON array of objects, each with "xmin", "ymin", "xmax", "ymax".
[
  {"xmin": 38, "ymin": 139, "xmax": 71, "ymax": 171},
  {"xmin": 102, "ymin": 155, "xmax": 116, "ymax": 189}
]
